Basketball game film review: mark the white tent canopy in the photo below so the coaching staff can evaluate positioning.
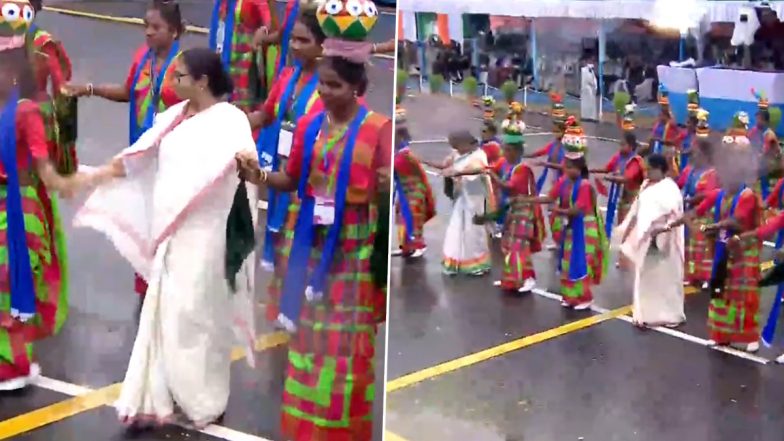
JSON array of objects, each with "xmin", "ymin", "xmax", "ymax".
[{"xmin": 397, "ymin": 0, "xmax": 784, "ymax": 24}]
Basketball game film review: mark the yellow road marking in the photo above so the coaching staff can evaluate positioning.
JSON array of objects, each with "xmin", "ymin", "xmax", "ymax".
[
  {"xmin": 0, "ymin": 331, "xmax": 287, "ymax": 438},
  {"xmin": 0, "ymin": 384, "xmax": 121, "ymax": 440},
  {"xmin": 231, "ymin": 330, "xmax": 289, "ymax": 362},
  {"xmin": 386, "ymin": 306, "xmax": 631, "ymax": 392},
  {"xmin": 385, "ymin": 431, "xmax": 410, "ymax": 441},
  {"xmin": 41, "ymin": 6, "xmax": 395, "ymax": 60}
]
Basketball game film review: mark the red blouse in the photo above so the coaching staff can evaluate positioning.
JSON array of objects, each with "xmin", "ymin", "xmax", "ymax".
[
  {"xmin": 481, "ymin": 140, "xmax": 502, "ymax": 166},
  {"xmin": 548, "ymin": 176, "xmax": 594, "ymax": 214},
  {"xmin": 766, "ymin": 178, "xmax": 784, "ymax": 208},
  {"xmin": 603, "ymin": 152, "xmax": 644, "ymax": 192},
  {"xmin": 286, "ymin": 111, "xmax": 392, "ymax": 204},
  {"xmin": 0, "ymin": 101, "xmax": 48, "ymax": 176},
  {"xmin": 218, "ymin": 0, "xmax": 271, "ymax": 30},
  {"xmin": 757, "ymin": 210, "xmax": 784, "ymax": 239},
  {"xmin": 696, "ymin": 188, "xmax": 759, "ymax": 231}
]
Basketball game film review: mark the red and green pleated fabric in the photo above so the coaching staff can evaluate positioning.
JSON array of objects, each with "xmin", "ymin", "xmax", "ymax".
[
  {"xmin": 394, "ymin": 151, "xmax": 435, "ymax": 254},
  {"xmin": 280, "ymin": 203, "xmax": 378, "ymax": 441},
  {"xmin": 0, "ymin": 184, "xmax": 68, "ymax": 381},
  {"xmin": 499, "ymin": 198, "xmax": 544, "ymax": 290},
  {"xmin": 708, "ymin": 234, "xmax": 761, "ymax": 344},
  {"xmin": 685, "ymin": 213, "xmax": 713, "ymax": 285},
  {"xmin": 225, "ymin": 0, "xmax": 259, "ymax": 113},
  {"xmin": 559, "ymin": 191, "xmax": 608, "ymax": 306}
]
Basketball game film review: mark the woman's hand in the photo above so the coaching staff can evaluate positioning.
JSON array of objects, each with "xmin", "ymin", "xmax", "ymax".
[
  {"xmin": 235, "ymin": 151, "xmax": 262, "ymax": 184},
  {"xmin": 61, "ymin": 84, "xmax": 89, "ymax": 98},
  {"xmin": 252, "ymin": 27, "xmax": 272, "ymax": 48}
]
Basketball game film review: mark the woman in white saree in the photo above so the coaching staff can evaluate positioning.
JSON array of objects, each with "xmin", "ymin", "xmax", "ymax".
[
  {"xmin": 616, "ymin": 154, "xmax": 686, "ymax": 328},
  {"xmin": 421, "ymin": 131, "xmax": 494, "ymax": 276},
  {"xmin": 72, "ymin": 48, "xmax": 257, "ymax": 428}
]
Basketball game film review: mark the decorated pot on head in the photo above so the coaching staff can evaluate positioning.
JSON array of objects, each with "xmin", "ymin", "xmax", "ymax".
[
  {"xmin": 695, "ymin": 109, "xmax": 710, "ymax": 138},
  {"xmin": 395, "ymin": 105, "xmax": 406, "ymax": 126},
  {"xmin": 317, "ymin": 0, "xmax": 379, "ymax": 63},
  {"xmin": 752, "ymin": 87, "xmax": 769, "ymax": 112},
  {"xmin": 0, "ymin": 0, "xmax": 34, "ymax": 53},
  {"xmin": 482, "ymin": 95, "xmax": 496, "ymax": 120},
  {"xmin": 723, "ymin": 111, "xmax": 751, "ymax": 147},
  {"xmin": 686, "ymin": 89, "xmax": 700, "ymax": 118},
  {"xmin": 501, "ymin": 117, "xmax": 525, "ymax": 146},
  {"xmin": 562, "ymin": 116, "xmax": 587, "ymax": 160}
]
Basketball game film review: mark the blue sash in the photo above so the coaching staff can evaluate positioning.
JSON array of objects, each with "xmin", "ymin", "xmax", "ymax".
[
  {"xmin": 277, "ymin": 0, "xmax": 300, "ymax": 76},
  {"xmin": 652, "ymin": 122, "xmax": 665, "ymax": 155},
  {"xmin": 605, "ymin": 153, "xmax": 632, "ymax": 239},
  {"xmin": 496, "ymin": 161, "xmax": 518, "ymax": 226},
  {"xmin": 209, "ymin": 0, "xmax": 237, "ymax": 71},
  {"xmin": 278, "ymin": 106, "xmax": 369, "ymax": 331},
  {"xmin": 709, "ymin": 186, "xmax": 745, "ymax": 282},
  {"xmin": 762, "ymin": 182, "xmax": 784, "ymax": 346},
  {"xmin": 259, "ymin": 65, "xmax": 320, "ymax": 266},
  {"xmin": 680, "ymin": 132, "xmax": 692, "ymax": 170},
  {"xmin": 535, "ymin": 140, "xmax": 563, "ymax": 194},
  {"xmin": 557, "ymin": 177, "xmax": 588, "ymax": 281},
  {"xmin": 394, "ymin": 173, "xmax": 415, "ymax": 242},
  {"xmin": 128, "ymin": 41, "xmax": 180, "ymax": 145},
  {"xmin": 0, "ymin": 91, "xmax": 36, "ymax": 320}
]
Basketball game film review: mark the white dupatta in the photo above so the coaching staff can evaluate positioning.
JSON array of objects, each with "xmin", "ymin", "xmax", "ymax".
[{"xmin": 74, "ymin": 101, "xmax": 257, "ymax": 367}]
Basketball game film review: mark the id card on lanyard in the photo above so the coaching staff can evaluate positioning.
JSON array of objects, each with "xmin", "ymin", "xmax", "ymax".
[
  {"xmin": 311, "ymin": 123, "xmax": 349, "ymax": 225},
  {"xmin": 216, "ymin": 20, "xmax": 226, "ymax": 54},
  {"xmin": 279, "ymin": 121, "xmax": 295, "ymax": 157}
]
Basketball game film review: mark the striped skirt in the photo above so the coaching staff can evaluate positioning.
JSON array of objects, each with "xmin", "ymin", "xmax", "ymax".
[
  {"xmin": 280, "ymin": 204, "xmax": 380, "ymax": 441},
  {"xmin": 684, "ymin": 214, "xmax": 713, "ymax": 284},
  {"xmin": 708, "ymin": 236, "xmax": 761, "ymax": 344},
  {"xmin": 396, "ymin": 178, "xmax": 432, "ymax": 254},
  {"xmin": 265, "ymin": 197, "xmax": 300, "ymax": 323},
  {"xmin": 499, "ymin": 201, "xmax": 541, "ymax": 290},
  {"xmin": 559, "ymin": 215, "xmax": 605, "ymax": 305},
  {"xmin": 37, "ymin": 97, "xmax": 77, "ymax": 176},
  {"xmin": 0, "ymin": 184, "xmax": 68, "ymax": 381}
]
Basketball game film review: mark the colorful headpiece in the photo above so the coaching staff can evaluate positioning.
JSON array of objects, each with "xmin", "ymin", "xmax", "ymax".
[
  {"xmin": 501, "ymin": 118, "xmax": 525, "ymax": 146},
  {"xmin": 395, "ymin": 105, "xmax": 406, "ymax": 124},
  {"xmin": 621, "ymin": 104, "xmax": 635, "ymax": 132},
  {"xmin": 550, "ymin": 92, "xmax": 566, "ymax": 121},
  {"xmin": 695, "ymin": 108, "xmax": 710, "ymax": 138},
  {"xmin": 752, "ymin": 88, "xmax": 769, "ymax": 111},
  {"xmin": 0, "ymin": 0, "xmax": 34, "ymax": 53},
  {"xmin": 657, "ymin": 84, "xmax": 670, "ymax": 108},
  {"xmin": 724, "ymin": 111, "xmax": 751, "ymax": 146},
  {"xmin": 686, "ymin": 89, "xmax": 700, "ymax": 116},
  {"xmin": 508, "ymin": 101, "xmax": 524, "ymax": 118},
  {"xmin": 562, "ymin": 116, "xmax": 587, "ymax": 159},
  {"xmin": 482, "ymin": 95, "xmax": 495, "ymax": 120},
  {"xmin": 318, "ymin": 0, "xmax": 379, "ymax": 63}
]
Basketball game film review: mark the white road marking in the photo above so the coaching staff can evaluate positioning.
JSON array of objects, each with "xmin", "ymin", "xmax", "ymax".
[{"xmin": 28, "ymin": 376, "xmax": 274, "ymax": 441}]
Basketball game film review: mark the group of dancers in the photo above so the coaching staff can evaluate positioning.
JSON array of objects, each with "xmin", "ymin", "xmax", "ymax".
[
  {"xmin": 1, "ymin": 0, "xmax": 392, "ymax": 439},
  {"xmin": 393, "ymin": 82, "xmax": 784, "ymax": 360}
]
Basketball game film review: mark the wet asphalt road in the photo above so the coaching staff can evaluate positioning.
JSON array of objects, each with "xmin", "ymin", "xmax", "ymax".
[
  {"xmin": 385, "ymin": 94, "xmax": 784, "ymax": 441},
  {"xmin": 0, "ymin": 11, "xmax": 391, "ymax": 441}
]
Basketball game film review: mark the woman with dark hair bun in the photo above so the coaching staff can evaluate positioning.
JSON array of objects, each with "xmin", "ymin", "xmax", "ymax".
[
  {"xmin": 0, "ymin": 3, "xmax": 89, "ymax": 392},
  {"xmin": 63, "ymin": 0, "xmax": 185, "ymax": 300},
  {"xmin": 68, "ymin": 48, "xmax": 258, "ymax": 427},
  {"xmin": 237, "ymin": 1, "xmax": 389, "ymax": 438}
]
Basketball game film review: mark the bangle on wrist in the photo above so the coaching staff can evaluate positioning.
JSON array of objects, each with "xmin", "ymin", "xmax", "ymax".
[{"xmin": 87, "ymin": 83, "xmax": 94, "ymax": 96}]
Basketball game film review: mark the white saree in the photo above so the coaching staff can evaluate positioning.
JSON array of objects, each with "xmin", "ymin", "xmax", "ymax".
[
  {"xmin": 442, "ymin": 148, "xmax": 493, "ymax": 275},
  {"xmin": 615, "ymin": 178, "xmax": 686, "ymax": 326},
  {"xmin": 74, "ymin": 101, "xmax": 258, "ymax": 425}
]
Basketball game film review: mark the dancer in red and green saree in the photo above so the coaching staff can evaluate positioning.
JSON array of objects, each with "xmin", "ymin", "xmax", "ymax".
[
  {"xmin": 63, "ymin": 0, "xmax": 184, "ymax": 298},
  {"xmin": 677, "ymin": 111, "xmax": 717, "ymax": 288},
  {"xmin": 748, "ymin": 89, "xmax": 781, "ymax": 201},
  {"xmin": 591, "ymin": 129, "xmax": 645, "ymax": 244},
  {"xmin": 476, "ymin": 120, "xmax": 544, "ymax": 293},
  {"xmin": 246, "ymin": 6, "xmax": 326, "ymax": 322},
  {"xmin": 667, "ymin": 139, "xmax": 762, "ymax": 352},
  {"xmin": 526, "ymin": 119, "xmax": 608, "ymax": 309},
  {"xmin": 209, "ymin": 0, "xmax": 273, "ymax": 110},
  {"xmin": 28, "ymin": 0, "xmax": 77, "ymax": 176},
  {"xmin": 679, "ymin": 89, "xmax": 700, "ymax": 172},
  {"xmin": 393, "ymin": 108, "xmax": 434, "ymax": 259},
  {"xmin": 645, "ymin": 85, "xmax": 681, "ymax": 173},
  {"xmin": 236, "ymin": 1, "xmax": 388, "ymax": 437},
  {"xmin": 0, "ymin": 32, "xmax": 88, "ymax": 390}
]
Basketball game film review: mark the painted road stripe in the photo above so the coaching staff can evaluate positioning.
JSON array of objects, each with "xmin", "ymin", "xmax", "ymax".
[
  {"xmin": 42, "ymin": 6, "xmax": 394, "ymax": 60},
  {"xmin": 0, "ymin": 384, "xmax": 122, "ymax": 440},
  {"xmin": 1, "ymin": 331, "xmax": 287, "ymax": 440},
  {"xmin": 385, "ymin": 305, "xmax": 631, "ymax": 392},
  {"xmin": 385, "ymin": 431, "xmax": 411, "ymax": 441}
]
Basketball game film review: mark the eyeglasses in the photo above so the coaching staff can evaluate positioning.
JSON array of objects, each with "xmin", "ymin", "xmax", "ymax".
[{"xmin": 173, "ymin": 71, "xmax": 189, "ymax": 82}]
